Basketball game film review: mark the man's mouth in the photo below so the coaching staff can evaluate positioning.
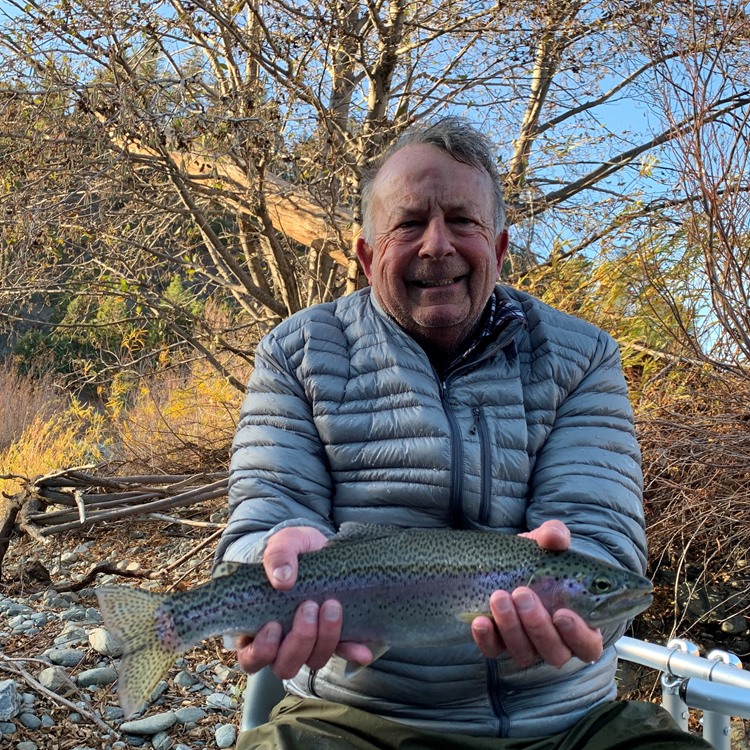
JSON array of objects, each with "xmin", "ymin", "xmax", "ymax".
[{"xmin": 412, "ymin": 276, "xmax": 463, "ymax": 288}]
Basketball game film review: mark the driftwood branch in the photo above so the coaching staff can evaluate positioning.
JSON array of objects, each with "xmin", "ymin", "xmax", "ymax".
[
  {"xmin": 52, "ymin": 562, "xmax": 158, "ymax": 593},
  {"xmin": 32, "ymin": 479, "xmax": 228, "ymax": 536},
  {"xmin": 0, "ymin": 466, "xmax": 229, "ymax": 576},
  {"xmin": 0, "ymin": 655, "xmax": 115, "ymax": 735}
]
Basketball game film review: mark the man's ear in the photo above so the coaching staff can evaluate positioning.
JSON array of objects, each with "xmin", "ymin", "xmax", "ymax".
[
  {"xmin": 356, "ymin": 236, "xmax": 374, "ymax": 282},
  {"xmin": 495, "ymin": 228, "xmax": 509, "ymax": 275}
]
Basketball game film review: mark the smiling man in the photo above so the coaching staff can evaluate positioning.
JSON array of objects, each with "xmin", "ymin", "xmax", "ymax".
[
  {"xmin": 356, "ymin": 141, "xmax": 508, "ymax": 364},
  {"xmin": 217, "ymin": 118, "xmax": 709, "ymax": 749}
]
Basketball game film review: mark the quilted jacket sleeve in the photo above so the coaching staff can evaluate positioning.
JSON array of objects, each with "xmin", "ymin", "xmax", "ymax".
[
  {"xmin": 214, "ymin": 330, "xmax": 336, "ymax": 565},
  {"xmin": 525, "ymin": 328, "xmax": 645, "ymax": 645},
  {"xmin": 526, "ymin": 329, "xmax": 645, "ymax": 572}
]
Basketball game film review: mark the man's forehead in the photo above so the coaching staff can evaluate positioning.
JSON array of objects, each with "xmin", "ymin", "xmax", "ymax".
[
  {"xmin": 387, "ymin": 192, "xmax": 485, "ymax": 214},
  {"xmin": 374, "ymin": 144, "xmax": 491, "ymax": 191}
]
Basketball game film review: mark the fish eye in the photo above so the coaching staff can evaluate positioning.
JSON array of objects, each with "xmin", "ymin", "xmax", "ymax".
[{"xmin": 592, "ymin": 576, "xmax": 613, "ymax": 593}]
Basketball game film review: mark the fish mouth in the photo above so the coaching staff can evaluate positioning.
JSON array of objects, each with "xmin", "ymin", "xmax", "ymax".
[{"xmin": 587, "ymin": 589, "xmax": 654, "ymax": 627}]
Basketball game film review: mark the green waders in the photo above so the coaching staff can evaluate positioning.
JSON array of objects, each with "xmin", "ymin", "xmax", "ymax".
[{"xmin": 235, "ymin": 696, "xmax": 713, "ymax": 750}]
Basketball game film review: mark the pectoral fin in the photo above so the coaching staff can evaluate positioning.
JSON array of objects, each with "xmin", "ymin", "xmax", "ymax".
[
  {"xmin": 327, "ymin": 643, "xmax": 391, "ymax": 679},
  {"xmin": 456, "ymin": 611, "xmax": 492, "ymax": 624}
]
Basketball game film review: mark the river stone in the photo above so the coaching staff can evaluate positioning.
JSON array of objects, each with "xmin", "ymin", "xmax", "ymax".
[
  {"xmin": 105, "ymin": 705, "xmax": 125, "ymax": 721},
  {"xmin": 205, "ymin": 692, "xmax": 236, "ymax": 711},
  {"xmin": 174, "ymin": 706, "xmax": 206, "ymax": 724},
  {"xmin": 120, "ymin": 711, "xmax": 177, "ymax": 735},
  {"xmin": 76, "ymin": 667, "xmax": 118, "ymax": 687},
  {"xmin": 213, "ymin": 664, "xmax": 233, "ymax": 683},
  {"xmin": 46, "ymin": 648, "xmax": 86, "ymax": 667},
  {"xmin": 88, "ymin": 627, "xmax": 123, "ymax": 657},
  {"xmin": 18, "ymin": 712, "xmax": 43, "ymax": 730},
  {"xmin": 1, "ymin": 601, "xmax": 33, "ymax": 616},
  {"xmin": 54, "ymin": 623, "xmax": 87, "ymax": 647},
  {"xmin": 173, "ymin": 670, "xmax": 196, "ymax": 688},
  {"xmin": 152, "ymin": 730, "xmax": 173, "ymax": 750},
  {"xmin": 38, "ymin": 666, "xmax": 72, "ymax": 694},
  {"xmin": 215, "ymin": 723, "xmax": 236, "ymax": 748},
  {"xmin": 721, "ymin": 614, "xmax": 748, "ymax": 634},
  {"xmin": 0, "ymin": 680, "xmax": 20, "ymax": 721}
]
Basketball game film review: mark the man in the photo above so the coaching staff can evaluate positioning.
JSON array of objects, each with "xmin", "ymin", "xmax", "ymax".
[{"xmin": 216, "ymin": 117, "xmax": 707, "ymax": 748}]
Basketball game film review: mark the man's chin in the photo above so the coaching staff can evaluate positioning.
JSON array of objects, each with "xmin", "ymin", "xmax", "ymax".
[{"xmin": 409, "ymin": 310, "xmax": 478, "ymax": 350}]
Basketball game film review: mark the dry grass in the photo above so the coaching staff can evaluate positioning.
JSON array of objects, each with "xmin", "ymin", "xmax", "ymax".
[
  {"xmin": 114, "ymin": 360, "xmax": 244, "ymax": 474},
  {"xmin": 0, "ymin": 357, "xmax": 246, "ymax": 497},
  {"xmin": 0, "ymin": 364, "xmax": 65, "ymax": 453},
  {"xmin": 636, "ymin": 367, "xmax": 750, "ymax": 647},
  {"xmin": 0, "ymin": 400, "xmax": 107, "ymax": 499}
]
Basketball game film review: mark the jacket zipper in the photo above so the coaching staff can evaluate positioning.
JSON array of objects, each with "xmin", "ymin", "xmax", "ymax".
[
  {"xmin": 439, "ymin": 379, "xmax": 465, "ymax": 529},
  {"xmin": 473, "ymin": 407, "xmax": 492, "ymax": 525},
  {"xmin": 486, "ymin": 659, "xmax": 510, "ymax": 736}
]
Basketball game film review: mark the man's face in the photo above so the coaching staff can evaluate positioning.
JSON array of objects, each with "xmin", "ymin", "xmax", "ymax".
[{"xmin": 357, "ymin": 144, "xmax": 508, "ymax": 353}]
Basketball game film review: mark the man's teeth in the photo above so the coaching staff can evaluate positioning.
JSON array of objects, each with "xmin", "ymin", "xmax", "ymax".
[{"xmin": 416, "ymin": 278, "xmax": 457, "ymax": 287}]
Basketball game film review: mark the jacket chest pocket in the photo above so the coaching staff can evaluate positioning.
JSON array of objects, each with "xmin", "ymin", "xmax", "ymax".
[{"xmin": 463, "ymin": 404, "xmax": 530, "ymax": 530}]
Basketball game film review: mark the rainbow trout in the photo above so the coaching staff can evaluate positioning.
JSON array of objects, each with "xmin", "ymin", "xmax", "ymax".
[{"xmin": 96, "ymin": 524, "xmax": 653, "ymax": 717}]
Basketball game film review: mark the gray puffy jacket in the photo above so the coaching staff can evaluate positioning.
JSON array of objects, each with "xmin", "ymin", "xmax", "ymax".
[{"xmin": 216, "ymin": 285, "xmax": 646, "ymax": 738}]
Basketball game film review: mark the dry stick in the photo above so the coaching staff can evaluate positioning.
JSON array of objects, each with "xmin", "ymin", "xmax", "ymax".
[
  {"xmin": 74, "ymin": 489, "xmax": 86, "ymax": 524},
  {"xmin": 158, "ymin": 527, "xmax": 225, "ymax": 575},
  {"xmin": 29, "ymin": 492, "xmax": 167, "ymax": 523},
  {"xmin": 34, "ymin": 486, "xmax": 219, "ymax": 518},
  {"xmin": 52, "ymin": 563, "xmax": 159, "ymax": 593},
  {"xmin": 148, "ymin": 512, "xmax": 226, "ymax": 529},
  {"xmin": 0, "ymin": 656, "xmax": 115, "ymax": 735},
  {"xmin": 35, "ymin": 481, "xmax": 229, "ymax": 536},
  {"xmin": 40, "ymin": 471, "xmax": 227, "ymax": 488},
  {"xmin": 166, "ymin": 549, "xmax": 216, "ymax": 592}
]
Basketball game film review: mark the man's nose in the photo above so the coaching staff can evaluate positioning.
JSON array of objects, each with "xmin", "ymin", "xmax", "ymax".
[{"xmin": 418, "ymin": 217, "xmax": 455, "ymax": 259}]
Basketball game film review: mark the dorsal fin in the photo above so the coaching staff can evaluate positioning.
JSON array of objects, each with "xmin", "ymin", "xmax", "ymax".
[
  {"xmin": 330, "ymin": 522, "xmax": 403, "ymax": 546},
  {"xmin": 213, "ymin": 561, "xmax": 246, "ymax": 578}
]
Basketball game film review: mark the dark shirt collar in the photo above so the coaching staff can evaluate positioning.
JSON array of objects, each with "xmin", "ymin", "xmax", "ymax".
[{"xmin": 444, "ymin": 288, "xmax": 527, "ymax": 374}]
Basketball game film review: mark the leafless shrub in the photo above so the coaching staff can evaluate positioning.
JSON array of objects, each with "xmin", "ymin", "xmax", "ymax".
[{"xmin": 637, "ymin": 367, "xmax": 750, "ymax": 643}]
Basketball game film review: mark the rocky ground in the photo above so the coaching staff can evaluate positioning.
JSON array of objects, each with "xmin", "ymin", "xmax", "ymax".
[
  {"xmin": 1, "ymin": 506, "xmax": 247, "ymax": 750},
  {"xmin": 1, "ymin": 506, "xmax": 749, "ymax": 750}
]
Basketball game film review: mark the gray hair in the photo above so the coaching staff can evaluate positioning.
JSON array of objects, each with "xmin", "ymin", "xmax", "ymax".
[{"xmin": 359, "ymin": 116, "xmax": 507, "ymax": 243}]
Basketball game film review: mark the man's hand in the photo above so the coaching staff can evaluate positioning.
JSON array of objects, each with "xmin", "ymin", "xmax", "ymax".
[
  {"xmin": 471, "ymin": 520, "xmax": 604, "ymax": 668},
  {"xmin": 235, "ymin": 526, "xmax": 372, "ymax": 679}
]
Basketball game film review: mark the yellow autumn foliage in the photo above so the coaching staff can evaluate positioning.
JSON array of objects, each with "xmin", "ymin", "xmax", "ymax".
[
  {"xmin": 0, "ymin": 399, "xmax": 107, "ymax": 499},
  {"xmin": 116, "ymin": 360, "xmax": 245, "ymax": 473}
]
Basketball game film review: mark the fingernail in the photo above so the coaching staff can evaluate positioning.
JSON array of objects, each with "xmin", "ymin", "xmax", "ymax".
[
  {"xmin": 322, "ymin": 601, "xmax": 341, "ymax": 622},
  {"xmin": 494, "ymin": 593, "xmax": 513, "ymax": 614},
  {"xmin": 264, "ymin": 623, "xmax": 282, "ymax": 644},
  {"xmin": 556, "ymin": 615, "xmax": 574, "ymax": 633},
  {"xmin": 302, "ymin": 602, "xmax": 318, "ymax": 623},
  {"xmin": 514, "ymin": 590, "xmax": 535, "ymax": 612},
  {"xmin": 473, "ymin": 621, "xmax": 489, "ymax": 635},
  {"xmin": 272, "ymin": 564, "xmax": 293, "ymax": 584}
]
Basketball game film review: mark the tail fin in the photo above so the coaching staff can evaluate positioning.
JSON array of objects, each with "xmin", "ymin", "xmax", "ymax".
[{"xmin": 96, "ymin": 586, "xmax": 182, "ymax": 718}]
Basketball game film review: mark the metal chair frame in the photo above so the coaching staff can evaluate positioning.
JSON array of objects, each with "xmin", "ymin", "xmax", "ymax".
[
  {"xmin": 615, "ymin": 636, "xmax": 750, "ymax": 750},
  {"xmin": 240, "ymin": 636, "xmax": 750, "ymax": 749}
]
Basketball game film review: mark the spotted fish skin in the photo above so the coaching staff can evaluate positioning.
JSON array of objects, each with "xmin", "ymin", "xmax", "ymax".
[{"xmin": 96, "ymin": 524, "xmax": 653, "ymax": 717}]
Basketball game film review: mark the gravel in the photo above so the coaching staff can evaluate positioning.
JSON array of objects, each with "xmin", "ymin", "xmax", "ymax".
[{"xmin": 1, "ymin": 520, "xmax": 246, "ymax": 750}]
